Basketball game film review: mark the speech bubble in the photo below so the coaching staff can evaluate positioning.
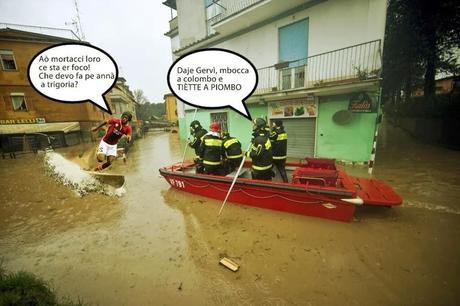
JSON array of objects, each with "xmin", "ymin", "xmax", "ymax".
[
  {"xmin": 167, "ymin": 48, "xmax": 258, "ymax": 121},
  {"xmin": 28, "ymin": 42, "xmax": 118, "ymax": 114}
]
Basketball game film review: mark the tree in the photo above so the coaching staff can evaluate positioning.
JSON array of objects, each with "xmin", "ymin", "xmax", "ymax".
[
  {"xmin": 133, "ymin": 89, "xmax": 149, "ymax": 105},
  {"xmin": 382, "ymin": 0, "xmax": 460, "ymax": 104},
  {"xmin": 136, "ymin": 102, "xmax": 166, "ymax": 121}
]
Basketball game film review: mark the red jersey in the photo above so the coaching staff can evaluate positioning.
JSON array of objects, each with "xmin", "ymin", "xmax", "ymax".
[{"xmin": 103, "ymin": 118, "xmax": 132, "ymax": 145}]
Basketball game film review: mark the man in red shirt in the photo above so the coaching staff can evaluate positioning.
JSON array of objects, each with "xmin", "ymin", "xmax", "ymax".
[{"xmin": 92, "ymin": 111, "xmax": 133, "ymax": 171}]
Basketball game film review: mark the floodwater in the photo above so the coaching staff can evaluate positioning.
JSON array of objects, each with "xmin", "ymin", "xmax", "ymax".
[{"xmin": 1, "ymin": 121, "xmax": 459, "ymax": 306}]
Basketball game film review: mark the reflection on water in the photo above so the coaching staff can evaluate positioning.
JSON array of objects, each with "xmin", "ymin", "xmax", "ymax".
[{"xmin": 1, "ymin": 122, "xmax": 460, "ymax": 305}]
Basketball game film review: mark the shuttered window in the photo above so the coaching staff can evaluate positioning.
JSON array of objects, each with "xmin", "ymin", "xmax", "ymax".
[{"xmin": 281, "ymin": 118, "xmax": 316, "ymax": 158}]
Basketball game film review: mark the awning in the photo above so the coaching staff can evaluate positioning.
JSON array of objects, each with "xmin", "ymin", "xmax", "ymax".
[{"xmin": 0, "ymin": 122, "xmax": 80, "ymax": 135}]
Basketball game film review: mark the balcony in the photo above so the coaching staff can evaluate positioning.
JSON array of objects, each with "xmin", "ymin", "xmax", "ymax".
[
  {"xmin": 165, "ymin": 16, "xmax": 178, "ymax": 37},
  {"xmin": 207, "ymin": 0, "xmax": 314, "ymax": 36},
  {"xmin": 254, "ymin": 40, "xmax": 382, "ymax": 96}
]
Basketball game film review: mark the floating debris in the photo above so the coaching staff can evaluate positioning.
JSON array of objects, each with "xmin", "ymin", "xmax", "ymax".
[{"xmin": 219, "ymin": 257, "xmax": 239, "ymax": 272}]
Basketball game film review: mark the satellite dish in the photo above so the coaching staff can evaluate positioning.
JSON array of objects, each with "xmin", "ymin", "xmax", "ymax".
[{"xmin": 332, "ymin": 110, "xmax": 353, "ymax": 125}]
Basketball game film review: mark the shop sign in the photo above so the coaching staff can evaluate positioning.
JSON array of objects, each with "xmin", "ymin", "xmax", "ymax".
[
  {"xmin": 0, "ymin": 118, "xmax": 46, "ymax": 124},
  {"xmin": 348, "ymin": 93, "xmax": 375, "ymax": 113},
  {"xmin": 269, "ymin": 98, "xmax": 317, "ymax": 118}
]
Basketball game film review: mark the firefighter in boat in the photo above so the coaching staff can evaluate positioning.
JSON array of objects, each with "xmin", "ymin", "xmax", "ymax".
[
  {"xmin": 248, "ymin": 118, "xmax": 273, "ymax": 180},
  {"xmin": 221, "ymin": 132, "xmax": 243, "ymax": 174},
  {"xmin": 188, "ymin": 120, "xmax": 207, "ymax": 173},
  {"xmin": 269, "ymin": 119, "xmax": 288, "ymax": 182},
  {"xmin": 199, "ymin": 122, "xmax": 224, "ymax": 175}
]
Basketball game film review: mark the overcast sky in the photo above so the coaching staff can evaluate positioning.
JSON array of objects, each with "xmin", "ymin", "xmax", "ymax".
[{"xmin": 0, "ymin": 0, "xmax": 173, "ymax": 103}]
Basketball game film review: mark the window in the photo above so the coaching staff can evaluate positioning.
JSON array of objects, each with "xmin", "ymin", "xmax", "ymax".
[
  {"xmin": 210, "ymin": 112, "xmax": 228, "ymax": 133},
  {"xmin": 279, "ymin": 20, "xmax": 308, "ymax": 90},
  {"xmin": 11, "ymin": 93, "xmax": 27, "ymax": 111},
  {"xmin": 0, "ymin": 50, "xmax": 17, "ymax": 71}
]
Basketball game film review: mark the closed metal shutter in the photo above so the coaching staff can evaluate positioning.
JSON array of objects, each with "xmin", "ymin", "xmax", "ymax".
[{"xmin": 280, "ymin": 118, "xmax": 316, "ymax": 158}]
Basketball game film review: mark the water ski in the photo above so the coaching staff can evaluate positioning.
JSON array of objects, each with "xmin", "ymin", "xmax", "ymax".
[{"xmin": 85, "ymin": 171, "xmax": 125, "ymax": 188}]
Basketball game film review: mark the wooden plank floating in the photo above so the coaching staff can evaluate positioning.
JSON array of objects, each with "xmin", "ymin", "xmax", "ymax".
[{"xmin": 219, "ymin": 257, "xmax": 239, "ymax": 272}]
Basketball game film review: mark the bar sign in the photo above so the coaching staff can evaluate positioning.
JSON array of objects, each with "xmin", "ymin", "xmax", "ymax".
[{"xmin": 348, "ymin": 92, "xmax": 373, "ymax": 113}]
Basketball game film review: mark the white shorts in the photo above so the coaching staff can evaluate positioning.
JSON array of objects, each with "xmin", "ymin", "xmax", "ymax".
[{"xmin": 97, "ymin": 140, "xmax": 118, "ymax": 157}]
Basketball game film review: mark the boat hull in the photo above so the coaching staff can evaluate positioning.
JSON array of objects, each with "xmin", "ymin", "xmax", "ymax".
[{"xmin": 160, "ymin": 170, "xmax": 356, "ymax": 222}]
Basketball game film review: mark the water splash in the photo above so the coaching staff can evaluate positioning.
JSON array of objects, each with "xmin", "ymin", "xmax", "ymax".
[{"xmin": 44, "ymin": 151, "xmax": 125, "ymax": 197}]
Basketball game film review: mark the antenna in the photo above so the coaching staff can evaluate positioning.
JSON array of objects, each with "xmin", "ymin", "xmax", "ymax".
[{"xmin": 74, "ymin": 0, "xmax": 85, "ymax": 40}]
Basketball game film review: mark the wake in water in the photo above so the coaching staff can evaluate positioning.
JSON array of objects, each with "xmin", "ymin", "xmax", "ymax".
[
  {"xmin": 405, "ymin": 200, "xmax": 460, "ymax": 215},
  {"xmin": 44, "ymin": 151, "xmax": 125, "ymax": 197}
]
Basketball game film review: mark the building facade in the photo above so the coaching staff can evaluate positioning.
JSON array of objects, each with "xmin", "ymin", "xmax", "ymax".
[
  {"xmin": 107, "ymin": 77, "xmax": 141, "ymax": 137},
  {"xmin": 164, "ymin": 0, "xmax": 387, "ymax": 162},
  {"xmin": 164, "ymin": 93, "xmax": 178, "ymax": 123},
  {"xmin": 0, "ymin": 27, "xmax": 113, "ymax": 151}
]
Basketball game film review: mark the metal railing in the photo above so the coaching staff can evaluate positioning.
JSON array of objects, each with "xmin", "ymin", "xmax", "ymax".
[
  {"xmin": 207, "ymin": 0, "xmax": 266, "ymax": 25},
  {"xmin": 255, "ymin": 40, "xmax": 382, "ymax": 95},
  {"xmin": 0, "ymin": 23, "xmax": 80, "ymax": 40},
  {"xmin": 168, "ymin": 17, "xmax": 178, "ymax": 32}
]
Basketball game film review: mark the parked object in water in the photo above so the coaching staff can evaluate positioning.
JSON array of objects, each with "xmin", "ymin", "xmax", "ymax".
[{"xmin": 159, "ymin": 158, "xmax": 403, "ymax": 222}]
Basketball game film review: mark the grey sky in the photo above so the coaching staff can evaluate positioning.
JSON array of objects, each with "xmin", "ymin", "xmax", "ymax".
[{"xmin": 0, "ymin": 0, "xmax": 172, "ymax": 103}]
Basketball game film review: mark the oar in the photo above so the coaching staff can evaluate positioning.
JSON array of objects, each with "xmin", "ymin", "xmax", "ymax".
[
  {"xmin": 181, "ymin": 108, "xmax": 198, "ymax": 168},
  {"xmin": 218, "ymin": 142, "xmax": 252, "ymax": 216}
]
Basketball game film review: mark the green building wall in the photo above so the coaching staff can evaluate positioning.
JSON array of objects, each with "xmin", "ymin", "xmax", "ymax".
[
  {"xmin": 179, "ymin": 93, "xmax": 378, "ymax": 163},
  {"xmin": 181, "ymin": 104, "xmax": 268, "ymax": 150},
  {"xmin": 316, "ymin": 94, "xmax": 378, "ymax": 162}
]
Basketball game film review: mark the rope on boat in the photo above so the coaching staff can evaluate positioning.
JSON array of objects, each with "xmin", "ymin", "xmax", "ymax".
[{"xmin": 183, "ymin": 179, "xmax": 324, "ymax": 205}]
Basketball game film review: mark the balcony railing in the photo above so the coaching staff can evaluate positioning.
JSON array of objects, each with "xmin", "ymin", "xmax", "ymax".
[
  {"xmin": 207, "ymin": 0, "xmax": 266, "ymax": 25},
  {"xmin": 255, "ymin": 40, "xmax": 382, "ymax": 95},
  {"xmin": 168, "ymin": 17, "xmax": 178, "ymax": 32}
]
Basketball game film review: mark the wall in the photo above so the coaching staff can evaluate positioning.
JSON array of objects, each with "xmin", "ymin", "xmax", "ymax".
[
  {"xmin": 0, "ymin": 39, "xmax": 108, "ymax": 123},
  {"xmin": 316, "ymin": 94, "xmax": 377, "ymax": 162},
  {"xmin": 201, "ymin": 0, "xmax": 386, "ymax": 69},
  {"xmin": 176, "ymin": 0, "xmax": 207, "ymax": 48},
  {"xmin": 181, "ymin": 104, "xmax": 267, "ymax": 147},
  {"xmin": 164, "ymin": 94, "xmax": 177, "ymax": 122}
]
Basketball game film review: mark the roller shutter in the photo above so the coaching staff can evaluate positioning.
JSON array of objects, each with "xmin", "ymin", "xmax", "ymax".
[{"xmin": 281, "ymin": 118, "xmax": 316, "ymax": 158}]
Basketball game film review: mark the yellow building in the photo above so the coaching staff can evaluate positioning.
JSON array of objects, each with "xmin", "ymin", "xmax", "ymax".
[
  {"xmin": 164, "ymin": 93, "xmax": 177, "ymax": 123},
  {"xmin": 0, "ymin": 26, "xmax": 112, "ymax": 151}
]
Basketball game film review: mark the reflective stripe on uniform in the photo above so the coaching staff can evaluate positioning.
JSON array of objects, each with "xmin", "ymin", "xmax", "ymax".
[
  {"xmin": 264, "ymin": 139, "xmax": 271, "ymax": 150},
  {"xmin": 227, "ymin": 153, "xmax": 243, "ymax": 159},
  {"xmin": 273, "ymin": 155, "xmax": 287, "ymax": 160},
  {"xmin": 203, "ymin": 160, "xmax": 221, "ymax": 165},
  {"xmin": 223, "ymin": 138, "xmax": 238, "ymax": 148},
  {"xmin": 204, "ymin": 138, "xmax": 222, "ymax": 146},
  {"xmin": 276, "ymin": 133, "xmax": 287, "ymax": 141},
  {"xmin": 252, "ymin": 164, "xmax": 272, "ymax": 171}
]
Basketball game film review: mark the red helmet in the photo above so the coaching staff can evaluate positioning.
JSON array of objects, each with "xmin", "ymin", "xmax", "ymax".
[{"xmin": 209, "ymin": 121, "xmax": 221, "ymax": 132}]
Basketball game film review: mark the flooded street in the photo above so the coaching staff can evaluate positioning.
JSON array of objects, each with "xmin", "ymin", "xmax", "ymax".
[{"xmin": 1, "ymin": 121, "xmax": 460, "ymax": 306}]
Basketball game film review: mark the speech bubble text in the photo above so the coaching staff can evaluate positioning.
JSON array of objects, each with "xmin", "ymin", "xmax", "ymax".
[
  {"xmin": 28, "ymin": 43, "xmax": 118, "ymax": 114},
  {"xmin": 167, "ymin": 48, "xmax": 258, "ymax": 120}
]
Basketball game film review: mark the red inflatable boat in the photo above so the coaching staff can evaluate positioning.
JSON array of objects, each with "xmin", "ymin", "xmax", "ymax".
[{"xmin": 159, "ymin": 158, "xmax": 402, "ymax": 222}]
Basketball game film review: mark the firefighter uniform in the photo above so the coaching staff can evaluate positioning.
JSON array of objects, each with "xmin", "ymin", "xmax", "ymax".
[
  {"xmin": 270, "ymin": 120, "xmax": 288, "ymax": 182},
  {"xmin": 222, "ymin": 133, "xmax": 243, "ymax": 173},
  {"xmin": 189, "ymin": 120, "xmax": 207, "ymax": 173},
  {"xmin": 249, "ymin": 118, "xmax": 273, "ymax": 180},
  {"xmin": 199, "ymin": 122, "xmax": 224, "ymax": 175}
]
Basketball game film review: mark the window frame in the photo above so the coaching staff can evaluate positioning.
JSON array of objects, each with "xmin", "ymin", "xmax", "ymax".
[
  {"xmin": 10, "ymin": 93, "xmax": 28, "ymax": 112},
  {"xmin": 0, "ymin": 50, "xmax": 18, "ymax": 71},
  {"xmin": 210, "ymin": 111, "xmax": 229, "ymax": 133}
]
